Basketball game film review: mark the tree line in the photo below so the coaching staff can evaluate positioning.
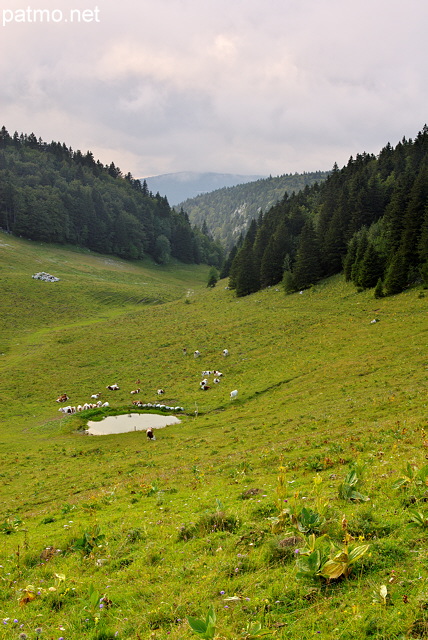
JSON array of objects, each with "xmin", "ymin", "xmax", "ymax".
[
  {"xmin": 0, "ymin": 127, "xmax": 223, "ymax": 267},
  {"xmin": 225, "ymin": 126, "xmax": 428, "ymax": 297}
]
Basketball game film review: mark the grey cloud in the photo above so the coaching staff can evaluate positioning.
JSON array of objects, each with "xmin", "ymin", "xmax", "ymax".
[{"xmin": 1, "ymin": 0, "xmax": 428, "ymax": 175}]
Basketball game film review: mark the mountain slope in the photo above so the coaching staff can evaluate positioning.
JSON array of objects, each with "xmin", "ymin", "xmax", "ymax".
[
  {"xmin": 176, "ymin": 171, "xmax": 329, "ymax": 249},
  {"xmin": 0, "ymin": 241, "xmax": 427, "ymax": 639},
  {"xmin": 228, "ymin": 126, "xmax": 428, "ymax": 297},
  {"xmin": 0, "ymin": 127, "xmax": 223, "ymax": 267}
]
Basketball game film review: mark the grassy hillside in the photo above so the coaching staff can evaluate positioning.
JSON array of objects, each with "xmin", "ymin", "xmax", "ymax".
[{"xmin": 0, "ymin": 232, "xmax": 427, "ymax": 640}]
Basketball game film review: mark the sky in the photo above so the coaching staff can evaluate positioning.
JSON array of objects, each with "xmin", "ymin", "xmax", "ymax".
[{"xmin": 1, "ymin": 0, "xmax": 428, "ymax": 179}]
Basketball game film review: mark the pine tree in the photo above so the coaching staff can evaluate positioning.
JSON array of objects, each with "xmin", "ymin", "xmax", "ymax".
[
  {"xmin": 400, "ymin": 165, "xmax": 428, "ymax": 267},
  {"xmin": 259, "ymin": 221, "xmax": 291, "ymax": 288},
  {"xmin": 418, "ymin": 202, "xmax": 428, "ymax": 265},
  {"xmin": 235, "ymin": 243, "xmax": 259, "ymax": 297},
  {"xmin": 282, "ymin": 270, "xmax": 296, "ymax": 294},
  {"xmin": 292, "ymin": 220, "xmax": 321, "ymax": 290},
  {"xmin": 220, "ymin": 244, "xmax": 238, "ymax": 279},
  {"xmin": 384, "ymin": 250, "xmax": 408, "ymax": 295},
  {"xmin": 350, "ymin": 229, "xmax": 369, "ymax": 286},
  {"xmin": 358, "ymin": 243, "xmax": 384, "ymax": 289},
  {"xmin": 374, "ymin": 278, "xmax": 384, "ymax": 298},
  {"xmin": 207, "ymin": 267, "xmax": 218, "ymax": 288},
  {"xmin": 343, "ymin": 236, "xmax": 358, "ymax": 281}
]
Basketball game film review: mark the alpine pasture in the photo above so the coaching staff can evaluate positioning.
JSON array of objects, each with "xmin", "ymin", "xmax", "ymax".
[{"xmin": 0, "ymin": 232, "xmax": 427, "ymax": 640}]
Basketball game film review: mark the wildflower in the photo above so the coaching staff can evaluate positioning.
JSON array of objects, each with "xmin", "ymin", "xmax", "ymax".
[
  {"xmin": 220, "ymin": 590, "xmax": 225, "ymax": 595},
  {"xmin": 14, "ymin": 619, "xmax": 19, "ymax": 623},
  {"xmin": 19, "ymin": 634, "xmax": 28, "ymax": 640},
  {"xmin": 35, "ymin": 628, "xmax": 43, "ymax": 634}
]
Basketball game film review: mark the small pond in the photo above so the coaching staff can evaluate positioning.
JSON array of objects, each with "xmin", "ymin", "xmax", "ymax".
[{"xmin": 86, "ymin": 413, "xmax": 181, "ymax": 435}]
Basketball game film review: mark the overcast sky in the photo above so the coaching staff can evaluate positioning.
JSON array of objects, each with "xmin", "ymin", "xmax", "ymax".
[{"xmin": 1, "ymin": 0, "xmax": 427, "ymax": 178}]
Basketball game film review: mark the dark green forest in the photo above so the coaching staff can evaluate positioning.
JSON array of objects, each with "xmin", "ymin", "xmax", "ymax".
[
  {"xmin": 0, "ymin": 127, "xmax": 223, "ymax": 267},
  {"xmin": 177, "ymin": 170, "xmax": 329, "ymax": 250},
  {"xmin": 227, "ymin": 126, "xmax": 428, "ymax": 297}
]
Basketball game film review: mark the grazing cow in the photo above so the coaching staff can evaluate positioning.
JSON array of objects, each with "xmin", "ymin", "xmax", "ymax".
[
  {"xmin": 222, "ymin": 349, "xmax": 229, "ymax": 357},
  {"xmin": 200, "ymin": 384, "xmax": 211, "ymax": 391},
  {"xmin": 157, "ymin": 389, "xmax": 165, "ymax": 396},
  {"xmin": 213, "ymin": 377, "xmax": 220, "ymax": 384},
  {"xmin": 230, "ymin": 389, "xmax": 238, "ymax": 399},
  {"xmin": 182, "ymin": 348, "xmax": 187, "ymax": 355},
  {"xmin": 213, "ymin": 370, "xmax": 223, "ymax": 377},
  {"xmin": 56, "ymin": 394, "xmax": 69, "ymax": 403},
  {"xmin": 102, "ymin": 402, "xmax": 109, "ymax": 407},
  {"xmin": 146, "ymin": 428, "xmax": 155, "ymax": 441},
  {"xmin": 194, "ymin": 350, "xmax": 201, "ymax": 358},
  {"xmin": 59, "ymin": 405, "xmax": 76, "ymax": 414},
  {"xmin": 106, "ymin": 384, "xmax": 120, "ymax": 391},
  {"xmin": 91, "ymin": 393, "xmax": 101, "ymax": 399},
  {"xmin": 200, "ymin": 379, "xmax": 208, "ymax": 387},
  {"xmin": 130, "ymin": 388, "xmax": 140, "ymax": 394}
]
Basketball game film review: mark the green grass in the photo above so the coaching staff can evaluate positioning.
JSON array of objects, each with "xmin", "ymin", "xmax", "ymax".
[{"xmin": 1, "ymin": 231, "xmax": 428, "ymax": 639}]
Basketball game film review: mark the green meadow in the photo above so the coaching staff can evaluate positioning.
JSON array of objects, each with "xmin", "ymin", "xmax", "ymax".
[{"xmin": 0, "ymin": 231, "xmax": 428, "ymax": 640}]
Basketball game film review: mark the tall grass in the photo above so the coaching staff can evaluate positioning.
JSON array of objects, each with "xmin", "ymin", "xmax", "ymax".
[{"xmin": 0, "ymin": 232, "xmax": 427, "ymax": 639}]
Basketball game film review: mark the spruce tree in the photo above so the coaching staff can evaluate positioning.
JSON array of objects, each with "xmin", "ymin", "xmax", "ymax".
[
  {"xmin": 400, "ymin": 165, "xmax": 428, "ymax": 267},
  {"xmin": 207, "ymin": 267, "xmax": 218, "ymax": 288},
  {"xmin": 350, "ymin": 229, "xmax": 369, "ymax": 286},
  {"xmin": 358, "ymin": 243, "xmax": 384, "ymax": 289},
  {"xmin": 235, "ymin": 243, "xmax": 259, "ymax": 297},
  {"xmin": 292, "ymin": 220, "xmax": 321, "ymax": 290},
  {"xmin": 374, "ymin": 278, "xmax": 384, "ymax": 298},
  {"xmin": 282, "ymin": 270, "xmax": 296, "ymax": 294},
  {"xmin": 384, "ymin": 250, "xmax": 408, "ymax": 295},
  {"xmin": 343, "ymin": 236, "xmax": 358, "ymax": 281},
  {"xmin": 220, "ymin": 244, "xmax": 238, "ymax": 279}
]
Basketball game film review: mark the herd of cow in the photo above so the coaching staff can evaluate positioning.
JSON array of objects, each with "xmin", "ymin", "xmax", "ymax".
[{"xmin": 55, "ymin": 347, "xmax": 238, "ymax": 418}]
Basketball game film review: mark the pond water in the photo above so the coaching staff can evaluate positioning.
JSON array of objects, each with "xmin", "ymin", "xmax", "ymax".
[{"xmin": 86, "ymin": 413, "xmax": 181, "ymax": 435}]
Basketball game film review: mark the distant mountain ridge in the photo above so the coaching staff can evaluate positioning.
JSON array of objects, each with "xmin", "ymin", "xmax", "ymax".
[
  {"xmin": 141, "ymin": 171, "xmax": 266, "ymax": 205},
  {"xmin": 176, "ymin": 171, "xmax": 330, "ymax": 249}
]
